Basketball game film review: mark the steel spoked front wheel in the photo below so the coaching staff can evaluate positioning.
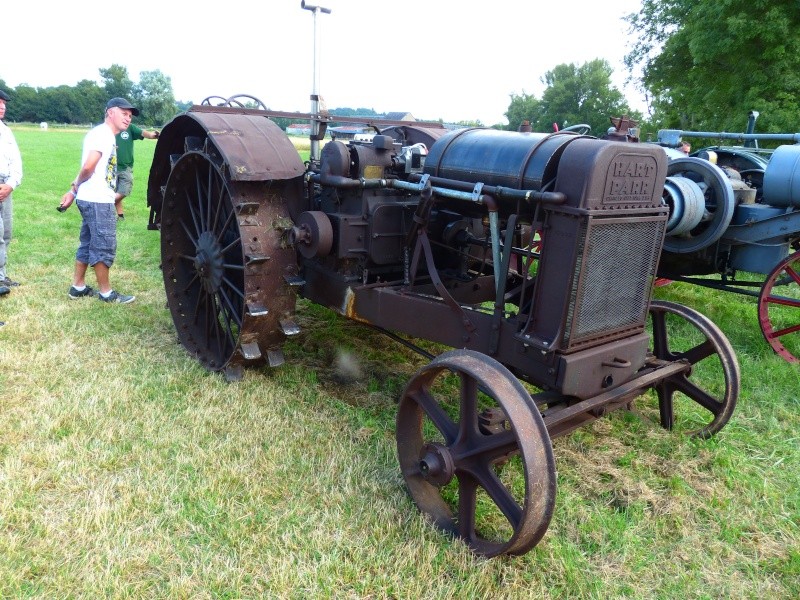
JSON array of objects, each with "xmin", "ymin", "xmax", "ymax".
[
  {"xmin": 646, "ymin": 300, "xmax": 740, "ymax": 438},
  {"xmin": 396, "ymin": 349, "xmax": 556, "ymax": 557}
]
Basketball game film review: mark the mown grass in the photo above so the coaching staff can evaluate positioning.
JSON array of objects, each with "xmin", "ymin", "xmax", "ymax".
[{"xmin": 0, "ymin": 125, "xmax": 798, "ymax": 599}]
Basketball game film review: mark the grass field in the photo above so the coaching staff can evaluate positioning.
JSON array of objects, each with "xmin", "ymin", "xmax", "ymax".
[{"xmin": 0, "ymin": 125, "xmax": 798, "ymax": 599}]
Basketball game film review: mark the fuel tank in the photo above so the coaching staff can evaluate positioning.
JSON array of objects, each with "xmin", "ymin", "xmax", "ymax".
[{"xmin": 423, "ymin": 128, "xmax": 586, "ymax": 191}]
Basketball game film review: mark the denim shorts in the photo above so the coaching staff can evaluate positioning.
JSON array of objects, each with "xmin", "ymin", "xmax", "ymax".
[
  {"xmin": 116, "ymin": 167, "xmax": 134, "ymax": 198},
  {"xmin": 76, "ymin": 200, "xmax": 117, "ymax": 267}
]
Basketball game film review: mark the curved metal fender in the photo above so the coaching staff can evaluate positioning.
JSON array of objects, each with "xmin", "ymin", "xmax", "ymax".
[{"xmin": 147, "ymin": 108, "xmax": 305, "ymax": 224}]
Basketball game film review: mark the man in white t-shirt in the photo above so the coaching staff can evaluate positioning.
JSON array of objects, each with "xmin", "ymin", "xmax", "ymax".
[{"xmin": 59, "ymin": 97, "xmax": 139, "ymax": 304}]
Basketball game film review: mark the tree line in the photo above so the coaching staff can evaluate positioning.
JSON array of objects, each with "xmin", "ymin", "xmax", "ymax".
[
  {"xmin": 3, "ymin": 3, "xmax": 800, "ymax": 138},
  {"xmin": 0, "ymin": 60, "xmax": 636, "ymax": 135},
  {"xmin": 0, "ymin": 64, "xmax": 183, "ymax": 128},
  {"xmin": 0, "ymin": 64, "xmax": 409, "ymax": 131}
]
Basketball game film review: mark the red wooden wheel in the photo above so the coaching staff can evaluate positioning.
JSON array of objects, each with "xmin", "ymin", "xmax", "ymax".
[{"xmin": 758, "ymin": 250, "xmax": 800, "ymax": 363}]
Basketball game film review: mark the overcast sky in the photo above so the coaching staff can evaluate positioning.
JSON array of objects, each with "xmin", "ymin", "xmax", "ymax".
[{"xmin": 4, "ymin": 0, "xmax": 645, "ymax": 125}]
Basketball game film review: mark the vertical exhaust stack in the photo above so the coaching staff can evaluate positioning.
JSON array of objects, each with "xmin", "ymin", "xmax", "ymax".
[{"xmin": 301, "ymin": 1, "xmax": 332, "ymax": 165}]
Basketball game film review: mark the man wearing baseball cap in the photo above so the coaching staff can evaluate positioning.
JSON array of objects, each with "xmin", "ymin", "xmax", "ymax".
[
  {"xmin": 105, "ymin": 97, "xmax": 140, "ymax": 116},
  {"xmin": 0, "ymin": 89, "xmax": 23, "ymax": 296},
  {"xmin": 58, "ymin": 97, "xmax": 138, "ymax": 304}
]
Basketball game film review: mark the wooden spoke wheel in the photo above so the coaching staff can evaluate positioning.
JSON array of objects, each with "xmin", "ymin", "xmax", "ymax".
[
  {"xmin": 758, "ymin": 250, "xmax": 800, "ymax": 363},
  {"xmin": 396, "ymin": 349, "xmax": 556, "ymax": 557},
  {"xmin": 646, "ymin": 301, "xmax": 740, "ymax": 438},
  {"xmin": 160, "ymin": 147, "xmax": 298, "ymax": 378}
]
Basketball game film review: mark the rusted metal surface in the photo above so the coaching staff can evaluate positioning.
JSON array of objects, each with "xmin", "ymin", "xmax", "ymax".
[
  {"xmin": 517, "ymin": 140, "xmax": 668, "ymax": 357},
  {"xmin": 396, "ymin": 349, "xmax": 557, "ymax": 557},
  {"xmin": 147, "ymin": 111, "xmax": 304, "ymax": 229},
  {"xmin": 159, "ymin": 148, "xmax": 300, "ymax": 377},
  {"xmin": 192, "ymin": 112, "xmax": 304, "ymax": 181}
]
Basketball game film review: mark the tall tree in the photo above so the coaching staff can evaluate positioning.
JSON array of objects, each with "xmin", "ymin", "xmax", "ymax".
[
  {"xmin": 73, "ymin": 79, "xmax": 107, "ymax": 123},
  {"xmin": 505, "ymin": 59, "xmax": 639, "ymax": 135},
  {"xmin": 131, "ymin": 69, "xmax": 178, "ymax": 127},
  {"xmin": 39, "ymin": 86, "xmax": 82, "ymax": 124},
  {"xmin": 132, "ymin": 69, "xmax": 178, "ymax": 127},
  {"xmin": 625, "ymin": 0, "xmax": 800, "ymax": 133},
  {"xmin": 505, "ymin": 92, "xmax": 541, "ymax": 132},
  {"xmin": 100, "ymin": 64, "xmax": 135, "ymax": 101}
]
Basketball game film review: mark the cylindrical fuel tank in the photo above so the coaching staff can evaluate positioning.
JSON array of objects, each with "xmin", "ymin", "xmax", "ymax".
[
  {"xmin": 763, "ymin": 145, "xmax": 800, "ymax": 207},
  {"xmin": 424, "ymin": 128, "xmax": 586, "ymax": 191}
]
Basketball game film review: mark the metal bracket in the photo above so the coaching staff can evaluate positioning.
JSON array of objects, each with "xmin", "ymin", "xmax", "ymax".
[{"xmin": 472, "ymin": 182, "xmax": 484, "ymax": 203}]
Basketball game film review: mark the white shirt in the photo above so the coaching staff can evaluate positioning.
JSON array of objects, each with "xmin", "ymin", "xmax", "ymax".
[
  {"xmin": 75, "ymin": 123, "xmax": 117, "ymax": 203},
  {"xmin": 0, "ymin": 120, "xmax": 22, "ymax": 189}
]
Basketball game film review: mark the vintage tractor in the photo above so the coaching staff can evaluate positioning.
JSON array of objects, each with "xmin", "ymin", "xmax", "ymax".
[
  {"xmin": 145, "ymin": 104, "xmax": 740, "ymax": 557},
  {"xmin": 651, "ymin": 111, "xmax": 800, "ymax": 363},
  {"xmin": 143, "ymin": 1, "xmax": 738, "ymax": 558}
]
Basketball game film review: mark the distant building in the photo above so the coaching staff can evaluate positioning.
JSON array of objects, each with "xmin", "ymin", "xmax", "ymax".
[
  {"xmin": 384, "ymin": 112, "xmax": 415, "ymax": 122},
  {"xmin": 328, "ymin": 112, "xmax": 417, "ymax": 141},
  {"xmin": 286, "ymin": 123, "xmax": 312, "ymax": 135},
  {"xmin": 329, "ymin": 125, "xmax": 371, "ymax": 141}
]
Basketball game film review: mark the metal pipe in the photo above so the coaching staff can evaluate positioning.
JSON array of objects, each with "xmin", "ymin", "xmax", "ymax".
[
  {"xmin": 307, "ymin": 173, "xmax": 513, "ymax": 204},
  {"xmin": 301, "ymin": 1, "xmax": 331, "ymax": 164},
  {"xmin": 659, "ymin": 129, "xmax": 800, "ymax": 144},
  {"xmin": 390, "ymin": 179, "xmax": 499, "ymax": 207},
  {"xmin": 744, "ymin": 110, "xmax": 760, "ymax": 147},
  {"xmin": 688, "ymin": 132, "xmax": 800, "ymax": 142},
  {"xmin": 489, "ymin": 210, "xmax": 501, "ymax": 292},
  {"xmin": 409, "ymin": 173, "xmax": 567, "ymax": 205}
]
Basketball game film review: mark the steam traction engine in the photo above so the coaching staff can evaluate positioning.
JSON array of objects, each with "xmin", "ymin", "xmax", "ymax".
[{"xmin": 147, "ymin": 105, "xmax": 739, "ymax": 557}]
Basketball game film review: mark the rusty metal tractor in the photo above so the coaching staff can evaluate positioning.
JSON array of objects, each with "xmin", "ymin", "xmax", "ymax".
[{"xmin": 142, "ymin": 3, "xmax": 740, "ymax": 559}]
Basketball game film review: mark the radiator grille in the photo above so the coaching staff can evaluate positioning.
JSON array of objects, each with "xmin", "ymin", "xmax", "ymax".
[{"xmin": 563, "ymin": 218, "xmax": 666, "ymax": 348}]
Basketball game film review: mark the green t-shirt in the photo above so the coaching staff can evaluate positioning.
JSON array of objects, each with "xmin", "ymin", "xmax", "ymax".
[{"xmin": 116, "ymin": 123, "xmax": 144, "ymax": 170}]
